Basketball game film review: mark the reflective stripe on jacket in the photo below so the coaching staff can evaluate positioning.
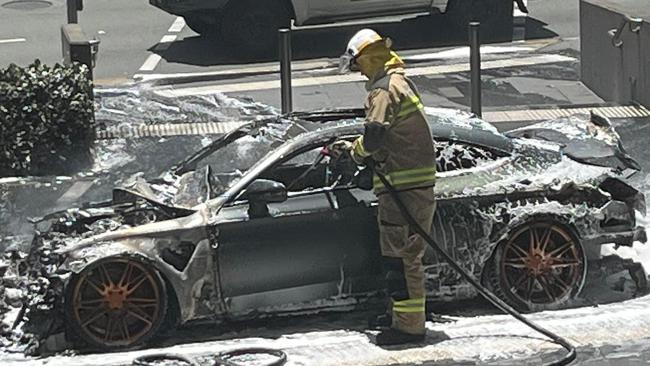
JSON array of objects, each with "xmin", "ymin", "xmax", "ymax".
[
  {"xmin": 373, "ymin": 166, "xmax": 436, "ymax": 190},
  {"xmin": 351, "ymin": 67, "xmax": 436, "ymax": 193}
]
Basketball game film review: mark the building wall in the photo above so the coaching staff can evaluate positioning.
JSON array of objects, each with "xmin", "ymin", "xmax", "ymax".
[{"xmin": 580, "ymin": 0, "xmax": 649, "ymax": 108}]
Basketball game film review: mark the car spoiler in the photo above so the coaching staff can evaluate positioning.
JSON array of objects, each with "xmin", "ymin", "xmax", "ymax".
[{"xmin": 506, "ymin": 112, "xmax": 641, "ymax": 173}]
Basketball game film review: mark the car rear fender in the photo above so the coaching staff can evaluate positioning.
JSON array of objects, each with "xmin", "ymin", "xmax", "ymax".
[{"xmin": 485, "ymin": 201, "xmax": 600, "ymax": 263}]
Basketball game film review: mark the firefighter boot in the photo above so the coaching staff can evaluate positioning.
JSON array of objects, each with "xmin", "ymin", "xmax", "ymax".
[{"xmin": 375, "ymin": 328, "xmax": 425, "ymax": 346}]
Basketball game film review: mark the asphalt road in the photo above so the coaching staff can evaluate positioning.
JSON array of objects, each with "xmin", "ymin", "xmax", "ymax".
[
  {"xmin": 0, "ymin": 0, "xmax": 176, "ymax": 84},
  {"xmin": 0, "ymin": 0, "xmax": 578, "ymax": 84}
]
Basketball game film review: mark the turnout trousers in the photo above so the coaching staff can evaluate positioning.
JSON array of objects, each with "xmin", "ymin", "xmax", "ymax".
[{"xmin": 377, "ymin": 186, "xmax": 436, "ymax": 335}]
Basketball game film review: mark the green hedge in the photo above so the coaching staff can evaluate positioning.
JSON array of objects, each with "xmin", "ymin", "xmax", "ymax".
[{"xmin": 0, "ymin": 60, "xmax": 96, "ymax": 177}]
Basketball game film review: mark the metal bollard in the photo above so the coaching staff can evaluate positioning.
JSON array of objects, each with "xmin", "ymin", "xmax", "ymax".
[
  {"xmin": 279, "ymin": 29, "xmax": 293, "ymax": 114},
  {"xmin": 469, "ymin": 22, "xmax": 482, "ymax": 118},
  {"xmin": 66, "ymin": 0, "xmax": 83, "ymax": 24}
]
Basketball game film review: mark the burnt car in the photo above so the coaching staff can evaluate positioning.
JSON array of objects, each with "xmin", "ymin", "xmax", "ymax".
[{"xmin": 29, "ymin": 108, "xmax": 646, "ymax": 350}]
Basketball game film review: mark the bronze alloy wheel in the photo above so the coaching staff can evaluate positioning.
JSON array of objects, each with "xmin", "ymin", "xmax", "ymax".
[
  {"xmin": 495, "ymin": 222, "xmax": 586, "ymax": 310},
  {"xmin": 67, "ymin": 257, "xmax": 167, "ymax": 348}
]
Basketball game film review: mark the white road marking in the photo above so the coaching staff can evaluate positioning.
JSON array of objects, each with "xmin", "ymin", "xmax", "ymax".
[
  {"xmin": 135, "ymin": 41, "xmax": 553, "ymax": 83},
  {"xmin": 0, "ymin": 38, "xmax": 26, "ymax": 44},
  {"xmin": 138, "ymin": 35, "xmax": 178, "ymax": 72},
  {"xmin": 139, "ymin": 54, "xmax": 163, "ymax": 72},
  {"xmin": 138, "ymin": 17, "xmax": 185, "ymax": 73},
  {"xmin": 156, "ymin": 54, "xmax": 576, "ymax": 97},
  {"xmin": 157, "ymin": 34, "xmax": 177, "ymax": 51},
  {"xmin": 134, "ymin": 61, "xmax": 332, "ymax": 82},
  {"xmin": 405, "ymin": 45, "xmax": 535, "ymax": 61},
  {"xmin": 168, "ymin": 17, "xmax": 186, "ymax": 33}
]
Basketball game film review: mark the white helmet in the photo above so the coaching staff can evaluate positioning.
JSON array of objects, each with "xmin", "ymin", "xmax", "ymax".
[
  {"xmin": 339, "ymin": 28, "xmax": 391, "ymax": 74},
  {"xmin": 345, "ymin": 28, "xmax": 384, "ymax": 58}
]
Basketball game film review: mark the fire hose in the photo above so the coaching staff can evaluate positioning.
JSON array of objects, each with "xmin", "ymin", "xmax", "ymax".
[
  {"xmin": 375, "ymin": 170, "xmax": 577, "ymax": 366},
  {"xmin": 132, "ymin": 347, "xmax": 287, "ymax": 366}
]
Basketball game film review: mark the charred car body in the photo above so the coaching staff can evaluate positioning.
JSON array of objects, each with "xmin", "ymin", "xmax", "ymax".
[{"xmin": 20, "ymin": 108, "xmax": 646, "ymax": 350}]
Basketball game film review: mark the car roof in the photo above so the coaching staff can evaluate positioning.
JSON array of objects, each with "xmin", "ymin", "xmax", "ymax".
[{"xmin": 290, "ymin": 108, "xmax": 514, "ymax": 154}]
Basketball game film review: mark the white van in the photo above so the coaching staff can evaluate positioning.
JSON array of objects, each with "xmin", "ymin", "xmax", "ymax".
[{"xmin": 150, "ymin": 0, "xmax": 518, "ymax": 53}]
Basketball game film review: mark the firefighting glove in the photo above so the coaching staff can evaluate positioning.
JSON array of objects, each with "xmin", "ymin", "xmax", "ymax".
[{"xmin": 328, "ymin": 140, "xmax": 354, "ymax": 159}]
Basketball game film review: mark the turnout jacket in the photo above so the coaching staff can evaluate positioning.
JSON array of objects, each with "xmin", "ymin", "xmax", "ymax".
[{"xmin": 351, "ymin": 67, "xmax": 436, "ymax": 193}]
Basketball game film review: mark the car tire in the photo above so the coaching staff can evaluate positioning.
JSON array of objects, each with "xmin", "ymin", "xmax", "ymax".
[
  {"xmin": 446, "ymin": 0, "xmax": 514, "ymax": 42},
  {"xmin": 221, "ymin": 0, "xmax": 292, "ymax": 56},
  {"xmin": 65, "ymin": 256, "xmax": 168, "ymax": 349},
  {"xmin": 485, "ymin": 220, "xmax": 587, "ymax": 312},
  {"xmin": 184, "ymin": 12, "xmax": 222, "ymax": 36}
]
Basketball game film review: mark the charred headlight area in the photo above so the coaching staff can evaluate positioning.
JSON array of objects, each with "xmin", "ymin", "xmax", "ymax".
[
  {"xmin": 161, "ymin": 241, "xmax": 196, "ymax": 272},
  {"xmin": 1, "ymin": 233, "xmax": 70, "ymax": 355},
  {"xmin": 114, "ymin": 200, "xmax": 175, "ymax": 227}
]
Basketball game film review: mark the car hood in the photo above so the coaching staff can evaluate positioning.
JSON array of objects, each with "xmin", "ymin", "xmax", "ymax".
[
  {"xmin": 506, "ymin": 112, "xmax": 641, "ymax": 172},
  {"xmin": 115, "ymin": 168, "xmax": 210, "ymax": 211}
]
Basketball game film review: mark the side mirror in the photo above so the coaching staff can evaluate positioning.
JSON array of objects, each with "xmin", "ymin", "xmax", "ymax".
[{"xmin": 243, "ymin": 179, "xmax": 288, "ymax": 203}]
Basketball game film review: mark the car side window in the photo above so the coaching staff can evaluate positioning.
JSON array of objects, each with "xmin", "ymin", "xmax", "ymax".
[
  {"xmin": 435, "ymin": 140, "xmax": 503, "ymax": 172},
  {"xmin": 259, "ymin": 146, "xmax": 330, "ymax": 192}
]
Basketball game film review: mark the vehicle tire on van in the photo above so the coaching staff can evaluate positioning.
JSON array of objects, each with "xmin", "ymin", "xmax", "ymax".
[{"xmin": 184, "ymin": 12, "xmax": 222, "ymax": 36}]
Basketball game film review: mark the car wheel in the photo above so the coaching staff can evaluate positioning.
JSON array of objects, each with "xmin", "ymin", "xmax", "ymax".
[
  {"xmin": 184, "ymin": 12, "xmax": 222, "ymax": 36},
  {"xmin": 65, "ymin": 256, "xmax": 168, "ymax": 349},
  {"xmin": 486, "ymin": 221, "xmax": 587, "ymax": 312},
  {"xmin": 446, "ymin": 0, "xmax": 514, "ymax": 42},
  {"xmin": 221, "ymin": 0, "xmax": 291, "ymax": 55}
]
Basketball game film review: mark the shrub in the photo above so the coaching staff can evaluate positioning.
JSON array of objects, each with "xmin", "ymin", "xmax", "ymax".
[{"xmin": 0, "ymin": 60, "xmax": 95, "ymax": 177}]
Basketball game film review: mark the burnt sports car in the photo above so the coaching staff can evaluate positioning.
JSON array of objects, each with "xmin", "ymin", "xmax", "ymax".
[{"xmin": 26, "ymin": 108, "xmax": 646, "ymax": 349}]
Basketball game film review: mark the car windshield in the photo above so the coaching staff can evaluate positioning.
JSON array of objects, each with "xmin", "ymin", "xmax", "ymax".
[{"xmin": 170, "ymin": 118, "xmax": 320, "ymax": 199}]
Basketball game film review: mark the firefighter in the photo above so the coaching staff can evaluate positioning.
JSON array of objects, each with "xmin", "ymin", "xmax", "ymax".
[{"xmin": 334, "ymin": 29, "xmax": 437, "ymax": 345}]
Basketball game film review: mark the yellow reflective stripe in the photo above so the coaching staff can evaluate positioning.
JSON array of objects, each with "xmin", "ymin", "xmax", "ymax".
[
  {"xmin": 373, "ymin": 166, "xmax": 437, "ymax": 189},
  {"xmin": 393, "ymin": 307, "xmax": 424, "ymax": 313},
  {"xmin": 397, "ymin": 95, "xmax": 424, "ymax": 119},
  {"xmin": 352, "ymin": 136, "xmax": 371, "ymax": 158},
  {"xmin": 395, "ymin": 298, "xmax": 425, "ymax": 306},
  {"xmin": 393, "ymin": 297, "xmax": 425, "ymax": 313},
  {"xmin": 389, "ymin": 166, "xmax": 436, "ymax": 178}
]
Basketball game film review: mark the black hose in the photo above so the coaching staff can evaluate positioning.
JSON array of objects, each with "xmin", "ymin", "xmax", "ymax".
[
  {"xmin": 132, "ymin": 348, "xmax": 287, "ymax": 366},
  {"xmin": 133, "ymin": 353, "xmax": 200, "ymax": 366},
  {"xmin": 375, "ymin": 172, "xmax": 577, "ymax": 366},
  {"xmin": 213, "ymin": 348, "xmax": 288, "ymax": 366}
]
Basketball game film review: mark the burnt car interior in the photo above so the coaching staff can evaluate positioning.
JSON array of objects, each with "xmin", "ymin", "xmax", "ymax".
[
  {"xmin": 435, "ymin": 141, "xmax": 506, "ymax": 172},
  {"xmin": 239, "ymin": 136, "xmax": 366, "ymax": 219},
  {"xmin": 259, "ymin": 138, "xmax": 360, "ymax": 192}
]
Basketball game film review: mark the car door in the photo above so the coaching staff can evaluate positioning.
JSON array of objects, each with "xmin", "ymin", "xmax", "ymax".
[
  {"xmin": 214, "ymin": 144, "xmax": 382, "ymax": 315},
  {"xmin": 299, "ymin": 0, "xmax": 433, "ymax": 24}
]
